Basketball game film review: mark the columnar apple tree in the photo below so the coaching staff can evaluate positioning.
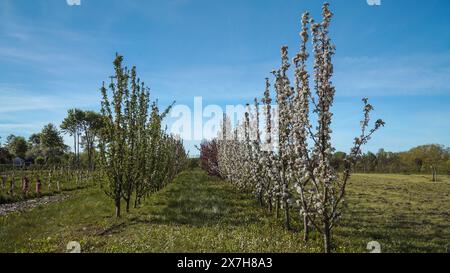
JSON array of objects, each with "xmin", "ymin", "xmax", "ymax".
[
  {"xmin": 99, "ymin": 54, "xmax": 187, "ymax": 218},
  {"xmin": 217, "ymin": 3, "xmax": 384, "ymax": 253}
]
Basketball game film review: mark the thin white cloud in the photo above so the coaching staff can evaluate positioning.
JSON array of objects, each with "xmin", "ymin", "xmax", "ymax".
[
  {"xmin": 334, "ymin": 53, "xmax": 450, "ymax": 96},
  {"xmin": 0, "ymin": 85, "xmax": 99, "ymax": 114},
  {"xmin": 144, "ymin": 60, "xmax": 278, "ymax": 103},
  {"xmin": 0, "ymin": 122, "xmax": 47, "ymax": 129}
]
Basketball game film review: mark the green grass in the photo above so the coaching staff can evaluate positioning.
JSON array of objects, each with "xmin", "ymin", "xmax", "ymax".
[
  {"xmin": 0, "ymin": 170, "xmax": 449, "ymax": 253},
  {"xmin": 338, "ymin": 173, "xmax": 450, "ymax": 253}
]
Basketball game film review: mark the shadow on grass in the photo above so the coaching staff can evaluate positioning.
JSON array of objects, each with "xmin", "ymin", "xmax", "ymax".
[{"xmin": 98, "ymin": 171, "xmax": 266, "ymax": 236}]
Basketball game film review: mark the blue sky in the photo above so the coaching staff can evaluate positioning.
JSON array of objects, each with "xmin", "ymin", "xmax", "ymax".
[{"xmin": 0, "ymin": 0, "xmax": 449, "ymax": 155}]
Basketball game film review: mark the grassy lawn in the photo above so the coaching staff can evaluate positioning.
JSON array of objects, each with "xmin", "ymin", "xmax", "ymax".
[{"xmin": 0, "ymin": 169, "xmax": 449, "ymax": 253}]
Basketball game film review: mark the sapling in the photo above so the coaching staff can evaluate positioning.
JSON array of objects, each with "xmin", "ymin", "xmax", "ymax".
[
  {"xmin": 289, "ymin": 4, "xmax": 385, "ymax": 252},
  {"xmin": 99, "ymin": 54, "xmax": 187, "ymax": 217}
]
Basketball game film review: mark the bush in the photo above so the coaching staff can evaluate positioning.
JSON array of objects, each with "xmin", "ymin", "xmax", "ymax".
[
  {"xmin": 35, "ymin": 156, "xmax": 45, "ymax": 165},
  {"xmin": 188, "ymin": 158, "xmax": 200, "ymax": 170},
  {"xmin": 199, "ymin": 140, "xmax": 220, "ymax": 177}
]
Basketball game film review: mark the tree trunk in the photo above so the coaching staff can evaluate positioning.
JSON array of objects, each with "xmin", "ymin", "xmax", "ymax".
[
  {"xmin": 77, "ymin": 133, "xmax": 79, "ymax": 166},
  {"xmin": 126, "ymin": 198, "xmax": 130, "ymax": 213},
  {"xmin": 87, "ymin": 143, "xmax": 92, "ymax": 171},
  {"xmin": 258, "ymin": 191, "xmax": 264, "ymax": 207},
  {"xmin": 115, "ymin": 198, "xmax": 121, "ymax": 218},
  {"xmin": 77, "ymin": 133, "xmax": 81, "ymax": 167},
  {"xmin": 284, "ymin": 200, "xmax": 291, "ymax": 230},
  {"xmin": 275, "ymin": 197, "xmax": 280, "ymax": 219},
  {"xmin": 73, "ymin": 135, "xmax": 77, "ymax": 166},
  {"xmin": 303, "ymin": 213, "xmax": 309, "ymax": 242},
  {"xmin": 432, "ymin": 167, "xmax": 437, "ymax": 182},
  {"xmin": 324, "ymin": 220, "xmax": 332, "ymax": 253},
  {"xmin": 76, "ymin": 132, "xmax": 79, "ymax": 167}
]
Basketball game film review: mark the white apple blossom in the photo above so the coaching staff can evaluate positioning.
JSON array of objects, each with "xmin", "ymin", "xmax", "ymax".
[{"xmin": 216, "ymin": 3, "xmax": 384, "ymax": 253}]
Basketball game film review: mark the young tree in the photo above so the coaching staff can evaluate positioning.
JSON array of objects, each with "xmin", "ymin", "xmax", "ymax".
[
  {"xmin": 271, "ymin": 46, "xmax": 295, "ymax": 229},
  {"xmin": 250, "ymin": 98, "xmax": 265, "ymax": 207},
  {"xmin": 99, "ymin": 54, "xmax": 130, "ymax": 217},
  {"xmin": 289, "ymin": 4, "xmax": 384, "ymax": 252},
  {"xmin": 217, "ymin": 3, "xmax": 384, "ymax": 252},
  {"xmin": 261, "ymin": 78, "xmax": 276, "ymax": 213},
  {"xmin": 99, "ymin": 54, "xmax": 186, "ymax": 217}
]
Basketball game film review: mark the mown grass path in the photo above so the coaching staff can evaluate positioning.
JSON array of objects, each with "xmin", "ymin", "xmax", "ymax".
[{"xmin": 0, "ymin": 169, "xmax": 449, "ymax": 253}]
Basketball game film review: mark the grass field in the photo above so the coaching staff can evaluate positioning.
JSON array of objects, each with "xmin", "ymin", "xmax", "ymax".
[{"xmin": 0, "ymin": 169, "xmax": 449, "ymax": 253}]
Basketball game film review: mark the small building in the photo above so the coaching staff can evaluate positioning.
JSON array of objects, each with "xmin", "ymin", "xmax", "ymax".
[{"xmin": 12, "ymin": 157, "xmax": 25, "ymax": 167}]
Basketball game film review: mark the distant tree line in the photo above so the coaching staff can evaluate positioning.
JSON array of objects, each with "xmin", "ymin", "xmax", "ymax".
[
  {"xmin": 0, "ymin": 124, "xmax": 69, "ymax": 166},
  {"xmin": 332, "ymin": 144, "xmax": 449, "ymax": 179},
  {"xmin": 200, "ymin": 142, "xmax": 449, "ymax": 180},
  {"xmin": 0, "ymin": 109, "xmax": 104, "ymax": 169}
]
